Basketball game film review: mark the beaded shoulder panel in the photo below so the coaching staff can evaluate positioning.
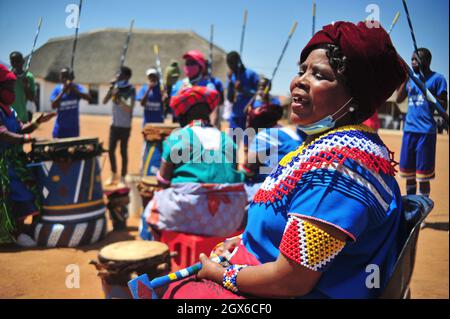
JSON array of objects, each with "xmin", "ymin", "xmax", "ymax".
[{"xmin": 252, "ymin": 125, "xmax": 396, "ymax": 204}]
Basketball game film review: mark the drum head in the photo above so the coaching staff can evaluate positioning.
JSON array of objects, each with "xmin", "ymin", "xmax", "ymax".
[{"xmin": 99, "ymin": 240, "xmax": 168, "ymax": 262}]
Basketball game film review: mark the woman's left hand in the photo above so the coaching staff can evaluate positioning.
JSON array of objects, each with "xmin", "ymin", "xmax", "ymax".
[
  {"xmin": 36, "ymin": 112, "xmax": 56, "ymax": 124},
  {"xmin": 196, "ymin": 253, "xmax": 226, "ymax": 283}
]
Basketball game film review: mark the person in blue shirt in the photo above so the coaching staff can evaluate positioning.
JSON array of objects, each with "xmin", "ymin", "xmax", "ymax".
[
  {"xmin": 137, "ymin": 68, "xmax": 164, "ymax": 125},
  {"xmin": 50, "ymin": 67, "xmax": 91, "ymax": 138},
  {"xmin": 225, "ymin": 51, "xmax": 259, "ymax": 136},
  {"xmin": 397, "ymin": 48, "xmax": 448, "ymax": 198}
]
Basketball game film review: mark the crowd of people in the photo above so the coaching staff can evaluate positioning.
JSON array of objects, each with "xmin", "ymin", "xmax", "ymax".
[{"xmin": 0, "ymin": 18, "xmax": 447, "ymax": 298}]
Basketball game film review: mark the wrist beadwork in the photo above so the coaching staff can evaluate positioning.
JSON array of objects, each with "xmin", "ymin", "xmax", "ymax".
[{"xmin": 222, "ymin": 264, "xmax": 248, "ymax": 293}]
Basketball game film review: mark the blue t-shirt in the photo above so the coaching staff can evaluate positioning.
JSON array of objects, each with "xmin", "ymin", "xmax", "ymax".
[
  {"xmin": 248, "ymin": 126, "xmax": 304, "ymax": 183},
  {"xmin": 50, "ymin": 84, "xmax": 87, "ymax": 137},
  {"xmin": 227, "ymin": 69, "xmax": 259, "ymax": 118},
  {"xmin": 404, "ymin": 72, "xmax": 447, "ymax": 134},
  {"xmin": 243, "ymin": 126, "xmax": 406, "ymax": 298},
  {"xmin": 137, "ymin": 84, "xmax": 164, "ymax": 124}
]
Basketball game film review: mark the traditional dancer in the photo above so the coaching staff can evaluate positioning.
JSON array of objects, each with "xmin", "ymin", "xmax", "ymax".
[
  {"xmin": 0, "ymin": 64, "xmax": 55, "ymax": 246},
  {"xmin": 162, "ymin": 21, "xmax": 408, "ymax": 299},
  {"xmin": 142, "ymin": 86, "xmax": 246, "ymax": 239}
]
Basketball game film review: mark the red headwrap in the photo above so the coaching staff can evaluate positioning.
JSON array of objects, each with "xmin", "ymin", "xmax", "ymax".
[
  {"xmin": 300, "ymin": 21, "xmax": 407, "ymax": 120},
  {"xmin": 183, "ymin": 50, "xmax": 207, "ymax": 73},
  {"xmin": 170, "ymin": 86, "xmax": 219, "ymax": 117},
  {"xmin": 0, "ymin": 64, "xmax": 17, "ymax": 115}
]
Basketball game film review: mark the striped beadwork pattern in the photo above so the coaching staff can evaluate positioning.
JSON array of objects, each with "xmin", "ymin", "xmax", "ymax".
[
  {"xmin": 253, "ymin": 125, "xmax": 397, "ymax": 204},
  {"xmin": 279, "ymin": 215, "xmax": 345, "ymax": 272}
]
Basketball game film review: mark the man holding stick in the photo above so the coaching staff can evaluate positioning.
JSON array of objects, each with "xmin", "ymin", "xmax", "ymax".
[
  {"xmin": 103, "ymin": 66, "xmax": 136, "ymax": 187},
  {"xmin": 50, "ymin": 67, "xmax": 90, "ymax": 138},
  {"xmin": 397, "ymin": 48, "xmax": 448, "ymax": 197},
  {"xmin": 9, "ymin": 52, "xmax": 36, "ymax": 123}
]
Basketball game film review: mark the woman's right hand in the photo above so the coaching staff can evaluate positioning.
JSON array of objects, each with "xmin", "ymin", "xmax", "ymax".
[{"xmin": 211, "ymin": 236, "xmax": 241, "ymax": 257}]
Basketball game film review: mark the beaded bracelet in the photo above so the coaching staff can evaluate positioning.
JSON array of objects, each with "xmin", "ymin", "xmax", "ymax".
[
  {"xmin": 23, "ymin": 134, "xmax": 32, "ymax": 143},
  {"xmin": 222, "ymin": 264, "xmax": 248, "ymax": 293}
]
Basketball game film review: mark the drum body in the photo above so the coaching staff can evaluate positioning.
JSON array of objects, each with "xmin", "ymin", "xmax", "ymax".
[
  {"xmin": 93, "ymin": 240, "xmax": 171, "ymax": 299},
  {"xmin": 31, "ymin": 137, "xmax": 107, "ymax": 247},
  {"xmin": 142, "ymin": 141, "xmax": 163, "ymax": 176},
  {"xmin": 141, "ymin": 123, "xmax": 179, "ymax": 176},
  {"xmin": 104, "ymin": 187, "xmax": 130, "ymax": 231}
]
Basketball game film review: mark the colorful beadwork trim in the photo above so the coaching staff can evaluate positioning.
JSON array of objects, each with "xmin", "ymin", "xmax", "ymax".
[
  {"xmin": 279, "ymin": 215, "xmax": 345, "ymax": 272},
  {"xmin": 222, "ymin": 264, "xmax": 248, "ymax": 293},
  {"xmin": 253, "ymin": 125, "xmax": 396, "ymax": 204}
]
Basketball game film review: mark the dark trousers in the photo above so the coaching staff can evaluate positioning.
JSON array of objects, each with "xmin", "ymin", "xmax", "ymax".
[{"xmin": 109, "ymin": 126, "xmax": 131, "ymax": 177}]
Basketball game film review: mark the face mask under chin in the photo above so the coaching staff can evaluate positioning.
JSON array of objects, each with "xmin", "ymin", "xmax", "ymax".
[{"xmin": 297, "ymin": 97, "xmax": 354, "ymax": 135}]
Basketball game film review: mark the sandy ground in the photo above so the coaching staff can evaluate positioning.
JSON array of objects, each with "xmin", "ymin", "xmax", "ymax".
[{"xmin": 0, "ymin": 114, "xmax": 448, "ymax": 299}]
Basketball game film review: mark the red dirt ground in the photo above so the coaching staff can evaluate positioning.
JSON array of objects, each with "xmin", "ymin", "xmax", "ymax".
[{"xmin": 0, "ymin": 115, "xmax": 448, "ymax": 299}]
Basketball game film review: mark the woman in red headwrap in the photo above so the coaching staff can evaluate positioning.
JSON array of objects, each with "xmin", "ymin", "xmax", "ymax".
[
  {"xmin": 141, "ymin": 86, "xmax": 246, "ymax": 240},
  {"xmin": 0, "ymin": 64, "xmax": 55, "ymax": 246},
  {"xmin": 156, "ymin": 21, "xmax": 407, "ymax": 299}
]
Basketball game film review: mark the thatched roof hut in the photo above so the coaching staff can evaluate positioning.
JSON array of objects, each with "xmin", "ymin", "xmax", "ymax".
[{"xmin": 28, "ymin": 28, "xmax": 228, "ymax": 85}]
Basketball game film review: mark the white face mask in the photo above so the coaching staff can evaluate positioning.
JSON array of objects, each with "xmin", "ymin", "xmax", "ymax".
[{"xmin": 297, "ymin": 97, "xmax": 355, "ymax": 135}]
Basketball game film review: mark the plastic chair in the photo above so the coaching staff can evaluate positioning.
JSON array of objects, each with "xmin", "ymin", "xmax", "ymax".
[{"xmin": 380, "ymin": 195, "xmax": 434, "ymax": 299}]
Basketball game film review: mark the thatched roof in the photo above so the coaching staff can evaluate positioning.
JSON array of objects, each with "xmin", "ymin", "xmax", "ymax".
[
  {"xmin": 386, "ymin": 90, "xmax": 408, "ymax": 113},
  {"xmin": 28, "ymin": 28, "xmax": 228, "ymax": 85}
]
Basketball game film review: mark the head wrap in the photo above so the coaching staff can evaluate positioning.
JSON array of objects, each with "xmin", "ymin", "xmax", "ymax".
[
  {"xmin": 164, "ymin": 60, "xmax": 181, "ymax": 86},
  {"xmin": 0, "ymin": 64, "xmax": 17, "ymax": 115},
  {"xmin": 183, "ymin": 50, "xmax": 207, "ymax": 73},
  {"xmin": 170, "ymin": 86, "xmax": 219, "ymax": 117},
  {"xmin": 247, "ymin": 103, "xmax": 283, "ymax": 129},
  {"xmin": 300, "ymin": 21, "xmax": 407, "ymax": 120}
]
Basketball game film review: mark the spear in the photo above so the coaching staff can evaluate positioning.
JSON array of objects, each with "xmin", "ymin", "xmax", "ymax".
[
  {"xmin": 400, "ymin": 0, "xmax": 448, "ymax": 124},
  {"xmin": 264, "ymin": 21, "xmax": 299, "ymax": 95},
  {"xmin": 239, "ymin": 10, "xmax": 248, "ymax": 57},
  {"xmin": 24, "ymin": 17, "xmax": 43, "ymax": 73},
  {"xmin": 69, "ymin": 0, "xmax": 83, "ymax": 76},
  {"xmin": 153, "ymin": 44, "xmax": 164, "ymax": 88},
  {"xmin": 208, "ymin": 24, "xmax": 214, "ymax": 78},
  {"xmin": 387, "ymin": 11, "xmax": 400, "ymax": 35},
  {"xmin": 118, "ymin": 19, "xmax": 135, "ymax": 72},
  {"xmin": 312, "ymin": 0, "xmax": 316, "ymax": 36}
]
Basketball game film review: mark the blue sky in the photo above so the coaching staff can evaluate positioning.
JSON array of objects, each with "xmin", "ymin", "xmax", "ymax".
[{"xmin": 0, "ymin": 0, "xmax": 448, "ymax": 95}]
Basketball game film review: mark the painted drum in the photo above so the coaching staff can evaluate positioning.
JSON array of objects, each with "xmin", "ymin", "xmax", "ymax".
[
  {"xmin": 30, "ymin": 137, "xmax": 107, "ymax": 247},
  {"xmin": 92, "ymin": 240, "xmax": 171, "ymax": 299},
  {"xmin": 142, "ymin": 123, "xmax": 179, "ymax": 176}
]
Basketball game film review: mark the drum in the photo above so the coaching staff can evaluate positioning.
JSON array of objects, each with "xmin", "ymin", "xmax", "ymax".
[
  {"xmin": 91, "ymin": 240, "xmax": 171, "ymax": 299},
  {"xmin": 30, "ymin": 137, "xmax": 107, "ymax": 247},
  {"xmin": 137, "ymin": 176, "xmax": 160, "ymax": 208},
  {"xmin": 104, "ymin": 187, "xmax": 130, "ymax": 231},
  {"xmin": 142, "ymin": 123, "xmax": 179, "ymax": 176}
]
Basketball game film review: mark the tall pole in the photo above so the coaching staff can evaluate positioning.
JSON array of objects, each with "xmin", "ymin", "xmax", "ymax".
[
  {"xmin": 209, "ymin": 24, "xmax": 214, "ymax": 78},
  {"xmin": 25, "ymin": 17, "xmax": 43, "ymax": 73},
  {"xmin": 312, "ymin": 0, "xmax": 316, "ymax": 36},
  {"xmin": 239, "ymin": 10, "xmax": 248, "ymax": 57},
  {"xmin": 154, "ymin": 44, "xmax": 164, "ymax": 88},
  {"xmin": 387, "ymin": 11, "xmax": 400, "ymax": 35},
  {"xmin": 265, "ymin": 21, "xmax": 299, "ymax": 95},
  {"xmin": 118, "ymin": 19, "xmax": 135, "ymax": 72},
  {"xmin": 70, "ymin": 0, "xmax": 83, "ymax": 75}
]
